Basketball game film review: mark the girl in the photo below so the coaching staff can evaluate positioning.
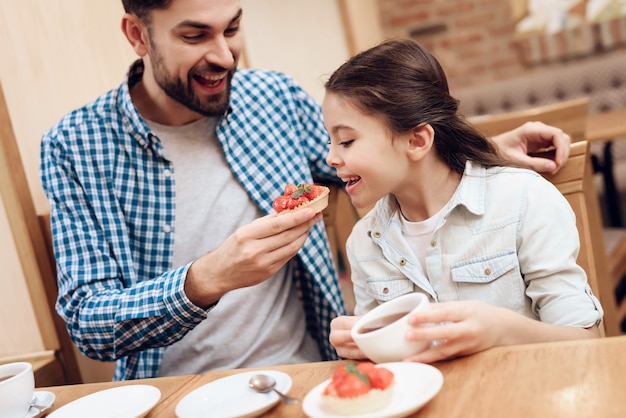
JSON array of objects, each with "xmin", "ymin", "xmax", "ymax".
[{"xmin": 324, "ymin": 39, "xmax": 603, "ymax": 363}]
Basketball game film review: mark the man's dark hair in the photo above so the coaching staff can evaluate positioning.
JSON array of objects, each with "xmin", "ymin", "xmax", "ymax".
[{"xmin": 122, "ymin": 0, "xmax": 172, "ymax": 23}]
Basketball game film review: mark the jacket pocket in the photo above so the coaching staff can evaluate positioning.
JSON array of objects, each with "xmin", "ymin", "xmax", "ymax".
[
  {"xmin": 365, "ymin": 277, "xmax": 415, "ymax": 302},
  {"xmin": 450, "ymin": 251, "xmax": 524, "ymax": 310}
]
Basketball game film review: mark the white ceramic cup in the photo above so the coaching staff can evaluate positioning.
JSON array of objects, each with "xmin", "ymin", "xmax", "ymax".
[
  {"xmin": 351, "ymin": 293, "xmax": 432, "ymax": 363},
  {"xmin": 0, "ymin": 362, "xmax": 34, "ymax": 418}
]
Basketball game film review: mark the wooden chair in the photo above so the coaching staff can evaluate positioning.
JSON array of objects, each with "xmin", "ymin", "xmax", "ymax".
[
  {"xmin": 0, "ymin": 82, "xmax": 82, "ymax": 386},
  {"xmin": 542, "ymin": 141, "xmax": 621, "ymax": 336},
  {"xmin": 467, "ymin": 97, "xmax": 589, "ymax": 142}
]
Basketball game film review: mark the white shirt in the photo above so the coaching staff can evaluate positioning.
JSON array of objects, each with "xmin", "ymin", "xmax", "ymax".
[
  {"xmin": 149, "ymin": 117, "xmax": 320, "ymax": 376},
  {"xmin": 400, "ymin": 205, "xmax": 446, "ymax": 276}
]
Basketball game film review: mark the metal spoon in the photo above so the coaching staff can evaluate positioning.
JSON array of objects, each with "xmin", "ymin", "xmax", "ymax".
[
  {"xmin": 29, "ymin": 394, "xmax": 51, "ymax": 416},
  {"xmin": 248, "ymin": 374, "xmax": 299, "ymax": 405}
]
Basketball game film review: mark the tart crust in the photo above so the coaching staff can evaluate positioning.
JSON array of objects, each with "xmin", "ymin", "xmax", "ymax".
[
  {"xmin": 276, "ymin": 186, "xmax": 330, "ymax": 214},
  {"xmin": 321, "ymin": 382, "xmax": 395, "ymax": 415}
]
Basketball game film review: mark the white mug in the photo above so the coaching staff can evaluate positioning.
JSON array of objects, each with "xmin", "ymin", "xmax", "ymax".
[
  {"xmin": 351, "ymin": 293, "xmax": 432, "ymax": 363},
  {"xmin": 0, "ymin": 362, "xmax": 34, "ymax": 418}
]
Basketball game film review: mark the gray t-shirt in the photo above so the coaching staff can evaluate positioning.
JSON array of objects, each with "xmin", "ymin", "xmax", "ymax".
[{"xmin": 149, "ymin": 117, "xmax": 321, "ymax": 376}]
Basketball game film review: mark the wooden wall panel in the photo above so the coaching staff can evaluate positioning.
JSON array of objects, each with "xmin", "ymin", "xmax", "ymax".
[
  {"xmin": 338, "ymin": 0, "xmax": 384, "ymax": 56},
  {"xmin": 240, "ymin": 0, "xmax": 350, "ymax": 102},
  {"xmin": 0, "ymin": 0, "xmax": 135, "ymax": 212},
  {"xmin": 0, "ymin": 197, "xmax": 41, "ymax": 355},
  {"xmin": 0, "ymin": 0, "xmax": 132, "ymax": 382}
]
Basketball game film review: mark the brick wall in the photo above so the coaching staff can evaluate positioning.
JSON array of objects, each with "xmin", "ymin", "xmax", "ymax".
[{"xmin": 377, "ymin": 0, "xmax": 626, "ymax": 91}]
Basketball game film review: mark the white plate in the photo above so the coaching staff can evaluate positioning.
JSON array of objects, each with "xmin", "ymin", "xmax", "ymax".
[
  {"xmin": 47, "ymin": 384, "xmax": 161, "ymax": 418},
  {"xmin": 25, "ymin": 390, "xmax": 56, "ymax": 418},
  {"xmin": 175, "ymin": 370, "xmax": 292, "ymax": 418},
  {"xmin": 302, "ymin": 362, "xmax": 443, "ymax": 418}
]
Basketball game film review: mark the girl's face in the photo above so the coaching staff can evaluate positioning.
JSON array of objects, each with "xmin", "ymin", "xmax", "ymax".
[{"xmin": 323, "ymin": 93, "xmax": 412, "ymax": 209}]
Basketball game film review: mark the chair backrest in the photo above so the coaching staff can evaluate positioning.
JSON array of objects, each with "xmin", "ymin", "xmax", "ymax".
[
  {"xmin": 468, "ymin": 97, "xmax": 590, "ymax": 142},
  {"xmin": 0, "ymin": 82, "xmax": 82, "ymax": 385},
  {"xmin": 542, "ymin": 141, "xmax": 620, "ymax": 337}
]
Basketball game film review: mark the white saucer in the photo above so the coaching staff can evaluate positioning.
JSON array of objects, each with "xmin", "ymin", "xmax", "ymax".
[
  {"xmin": 302, "ymin": 362, "xmax": 443, "ymax": 418},
  {"xmin": 175, "ymin": 370, "xmax": 292, "ymax": 418},
  {"xmin": 24, "ymin": 391, "xmax": 56, "ymax": 418},
  {"xmin": 47, "ymin": 384, "xmax": 161, "ymax": 418}
]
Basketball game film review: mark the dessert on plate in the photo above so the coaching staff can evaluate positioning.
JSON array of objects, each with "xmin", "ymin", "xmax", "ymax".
[
  {"xmin": 321, "ymin": 362, "xmax": 395, "ymax": 415},
  {"xmin": 272, "ymin": 183, "xmax": 330, "ymax": 214}
]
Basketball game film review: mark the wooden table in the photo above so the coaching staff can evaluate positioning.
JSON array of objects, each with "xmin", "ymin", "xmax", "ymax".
[
  {"xmin": 41, "ymin": 336, "xmax": 626, "ymax": 417},
  {"xmin": 150, "ymin": 336, "xmax": 626, "ymax": 418},
  {"xmin": 586, "ymin": 108, "xmax": 626, "ymax": 143},
  {"xmin": 420, "ymin": 336, "xmax": 626, "ymax": 418}
]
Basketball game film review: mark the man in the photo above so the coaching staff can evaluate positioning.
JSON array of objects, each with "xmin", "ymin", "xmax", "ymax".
[{"xmin": 40, "ymin": 0, "xmax": 571, "ymax": 380}]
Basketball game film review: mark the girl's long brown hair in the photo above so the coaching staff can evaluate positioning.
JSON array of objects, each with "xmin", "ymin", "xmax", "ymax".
[{"xmin": 325, "ymin": 38, "xmax": 509, "ymax": 174}]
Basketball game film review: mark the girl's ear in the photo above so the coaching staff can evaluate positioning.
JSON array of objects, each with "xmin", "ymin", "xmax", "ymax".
[
  {"xmin": 406, "ymin": 123, "xmax": 435, "ymax": 161},
  {"xmin": 121, "ymin": 13, "xmax": 149, "ymax": 57}
]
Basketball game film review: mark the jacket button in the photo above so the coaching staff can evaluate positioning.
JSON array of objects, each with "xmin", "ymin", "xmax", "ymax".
[
  {"xmin": 399, "ymin": 258, "xmax": 407, "ymax": 266},
  {"xmin": 484, "ymin": 268, "xmax": 491, "ymax": 276},
  {"xmin": 430, "ymin": 240, "xmax": 436, "ymax": 247},
  {"xmin": 373, "ymin": 231, "xmax": 381, "ymax": 238},
  {"xmin": 383, "ymin": 287, "xmax": 389, "ymax": 294}
]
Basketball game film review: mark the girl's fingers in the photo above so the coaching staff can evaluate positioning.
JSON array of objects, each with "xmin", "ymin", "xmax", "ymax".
[
  {"xmin": 405, "ymin": 342, "xmax": 452, "ymax": 363},
  {"xmin": 408, "ymin": 301, "xmax": 470, "ymax": 325},
  {"xmin": 329, "ymin": 330, "xmax": 354, "ymax": 346}
]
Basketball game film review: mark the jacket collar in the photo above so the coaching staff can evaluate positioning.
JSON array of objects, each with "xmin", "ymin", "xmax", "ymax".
[{"xmin": 372, "ymin": 160, "xmax": 488, "ymax": 232}]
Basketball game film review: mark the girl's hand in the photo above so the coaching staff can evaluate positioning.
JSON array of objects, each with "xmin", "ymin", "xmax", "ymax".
[
  {"xmin": 329, "ymin": 315, "xmax": 368, "ymax": 360},
  {"xmin": 402, "ymin": 300, "xmax": 508, "ymax": 363},
  {"xmin": 403, "ymin": 299, "xmax": 600, "ymax": 364}
]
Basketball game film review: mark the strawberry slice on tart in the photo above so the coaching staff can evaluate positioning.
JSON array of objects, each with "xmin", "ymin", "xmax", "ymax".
[
  {"xmin": 272, "ymin": 183, "xmax": 330, "ymax": 214},
  {"xmin": 321, "ymin": 362, "xmax": 395, "ymax": 415}
]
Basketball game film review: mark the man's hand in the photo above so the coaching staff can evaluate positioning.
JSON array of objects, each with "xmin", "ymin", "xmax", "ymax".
[
  {"xmin": 492, "ymin": 121, "xmax": 571, "ymax": 175},
  {"xmin": 184, "ymin": 208, "xmax": 322, "ymax": 308}
]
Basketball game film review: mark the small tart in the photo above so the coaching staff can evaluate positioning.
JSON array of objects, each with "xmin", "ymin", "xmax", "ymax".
[
  {"xmin": 273, "ymin": 184, "xmax": 330, "ymax": 214},
  {"xmin": 278, "ymin": 186, "xmax": 330, "ymax": 214},
  {"xmin": 321, "ymin": 362, "xmax": 395, "ymax": 416}
]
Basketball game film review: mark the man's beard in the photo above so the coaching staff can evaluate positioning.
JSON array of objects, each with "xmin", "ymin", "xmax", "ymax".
[{"xmin": 150, "ymin": 49, "xmax": 233, "ymax": 117}]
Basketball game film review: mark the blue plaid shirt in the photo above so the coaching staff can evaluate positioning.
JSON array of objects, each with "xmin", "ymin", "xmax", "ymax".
[{"xmin": 40, "ymin": 60, "xmax": 346, "ymax": 380}]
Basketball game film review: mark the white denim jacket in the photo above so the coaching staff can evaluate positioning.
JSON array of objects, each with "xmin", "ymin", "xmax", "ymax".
[{"xmin": 348, "ymin": 162, "xmax": 603, "ymax": 328}]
